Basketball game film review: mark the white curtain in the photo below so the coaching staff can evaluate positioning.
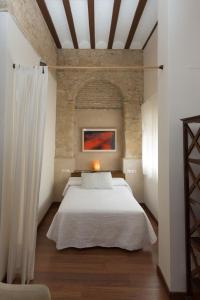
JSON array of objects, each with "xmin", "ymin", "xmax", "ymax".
[
  {"xmin": 141, "ymin": 96, "xmax": 158, "ymax": 179},
  {"xmin": 0, "ymin": 66, "xmax": 48, "ymax": 284}
]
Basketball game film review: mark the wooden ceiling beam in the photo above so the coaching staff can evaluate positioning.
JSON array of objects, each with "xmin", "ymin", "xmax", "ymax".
[
  {"xmin": 108, "ymin": 0, "xmax": 121, "ymax": 49},
  {"xmin": 88, "ymin": 0, "xmax": 95, "ymax": 49},
  {"xmin": 142, "ymin": 21, "xmax": 158, "ymax": 50},
  {"xmin": 125, "ymin": 0, "xmax": 147, "ymax": 49},
  {"xmin": 36, "ymin": 0, "xmax": 62, "ymax": 49},
  {"xmin": 62, "ymin": 0, "xmax": 78, "ymax": 49}
]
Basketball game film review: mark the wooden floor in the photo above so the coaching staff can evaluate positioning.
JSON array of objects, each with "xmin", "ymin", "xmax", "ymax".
[{"xmin": 34, "ymin": 203, "xmax": 170, "ymax": 300}]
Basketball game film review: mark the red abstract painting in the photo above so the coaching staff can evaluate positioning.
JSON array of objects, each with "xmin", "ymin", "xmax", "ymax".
[{"xmin": 82, "ymin": 129, "xmax": 116, "ymax": 151}]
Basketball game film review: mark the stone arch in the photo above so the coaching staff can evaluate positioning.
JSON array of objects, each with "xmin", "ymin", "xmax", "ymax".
[
  {"xmin": 56, "ymin": 71, "xmax": 142, "ymax": 160},
  {"xmin": 73, "ymin": 78, "xmax": 125, "ymax": 161},
  {"xmin": 75, "ymin": 79, "xmax": 123, "ymax": 110},
  {"xmin": 73, "ymin": 76, "xmax": 124, "ymax": 109}
]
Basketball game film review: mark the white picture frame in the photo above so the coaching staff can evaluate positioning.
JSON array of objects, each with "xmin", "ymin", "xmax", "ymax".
[{"xmin": 82, "ymin": 128, "xmax": 117, "ymax": 152}]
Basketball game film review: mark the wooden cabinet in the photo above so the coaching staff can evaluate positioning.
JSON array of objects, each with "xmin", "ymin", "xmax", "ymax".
[{"xmin": 182, "ymin": 115, "xmax": 200, "ymax": 296}]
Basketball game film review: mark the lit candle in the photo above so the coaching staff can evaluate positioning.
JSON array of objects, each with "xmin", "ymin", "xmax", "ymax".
[{"xmin": 92, "ymin": 160, "xmax": 101, "ymax": 171}]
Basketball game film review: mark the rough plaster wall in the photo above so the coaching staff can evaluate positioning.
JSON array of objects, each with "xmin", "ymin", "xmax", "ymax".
[
  {"xmin": 1, "ymin": 0, "xmax": 57, "ymax": 65},
  {"xmin": 55, "ymin": 50, "xmax": 143, "ymax": 200}
]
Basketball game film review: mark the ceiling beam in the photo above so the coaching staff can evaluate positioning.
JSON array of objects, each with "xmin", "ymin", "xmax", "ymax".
[
  {"xmin": 36, "ymin": 0, "xmax": 62, "ymax": 49},
  {"xmin": 88, "ymin": 0, "xmax": 95, "ymax": 49},
  {"xmin": 125, "ymin": 0, "xmax": 147, "ymax": 49},
  {"xmin": 108, "ymin": 0, "xmax": 121, "ymax": 49},
  {"xmin": 62, "ymin": 0, "xmax": 78, "ymax": 49},
  {"xmin": 142, "ymin": 21, "xmax": 158, "ymax": 50}
]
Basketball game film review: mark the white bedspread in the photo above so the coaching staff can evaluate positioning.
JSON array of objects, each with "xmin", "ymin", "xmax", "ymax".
[{"xmin": 47, "ymin": 178, "xmax": 157, "ymax": 251}]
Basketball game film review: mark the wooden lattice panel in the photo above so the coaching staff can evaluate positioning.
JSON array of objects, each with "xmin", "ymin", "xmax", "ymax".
[{"xmin": 182, "ymin": 115, "xmax": 200, "ymax": 296}]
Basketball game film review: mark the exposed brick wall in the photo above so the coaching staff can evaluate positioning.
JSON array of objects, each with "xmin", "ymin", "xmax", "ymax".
[
  {"xmin": 56, "ymin": 50, "xmax": 143, "ymax": 160},
  {"xmin": 58, "ymin": 49, "xmax": 143, "ymax": 67},
  {"xmin": 76, "ymin": 80, "xmax": 122, "ymax": 109}
]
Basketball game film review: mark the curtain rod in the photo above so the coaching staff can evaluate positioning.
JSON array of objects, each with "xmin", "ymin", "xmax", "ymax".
[
  {"xmin": 13, "ymin": 64, "xmax": 164, "ymax": 70},
  {"xmin": 47, "ymin": 65, "xmax": 164, "ymax": 70}
]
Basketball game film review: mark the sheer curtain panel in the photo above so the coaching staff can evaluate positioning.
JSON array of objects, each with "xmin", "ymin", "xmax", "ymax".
[
  {"xmin": 0, "ymin": 66, "xmax": 48, "ymax": 284},
  {"xmin": 142, "ymin": 97, "xmax": 158, "ymax": 179}
]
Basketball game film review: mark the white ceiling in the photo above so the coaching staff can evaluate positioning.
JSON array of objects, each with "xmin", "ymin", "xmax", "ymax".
[
  {"xmin": 113, "ymin": 0, "xmax": 139, "ymax": 49},
  {"xmin": 45, "ymin": 0, "xmax": 157, "ymax": 49},
  {"xmin": 95, "ymin": 0, "xmax": 114, "ymax": 49}
]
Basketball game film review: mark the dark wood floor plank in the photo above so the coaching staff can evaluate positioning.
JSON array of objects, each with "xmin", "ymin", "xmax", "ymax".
[{"xmin": 34, "ymin": 203, "xmax": 169, "ymax": 300}]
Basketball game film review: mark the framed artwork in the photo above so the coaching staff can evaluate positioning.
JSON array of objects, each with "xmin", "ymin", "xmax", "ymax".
[{"xmin": 82, "ymin": 129, "xmax": 117, "ymax": 152}]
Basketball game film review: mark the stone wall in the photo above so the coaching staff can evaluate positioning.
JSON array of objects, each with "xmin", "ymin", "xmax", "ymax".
[
  {"xmin": 57, "ymin": 50, "xmax": 143, "ymax": 159},
  {"xmin": 55, "ymin": 49, "xmax": 143, "ymax": 200},
  {"xmin": 76, "ymin": 80, "xmax": 122, "ymax": 109},
  {"xmin": 1, "ymin": 0, "xmax": 57, "ymax": 65}
]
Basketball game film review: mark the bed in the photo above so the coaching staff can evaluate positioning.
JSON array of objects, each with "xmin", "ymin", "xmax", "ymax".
[{"xmin": 47, "ymin": 174, "xmax": 157, "ymax": 251}]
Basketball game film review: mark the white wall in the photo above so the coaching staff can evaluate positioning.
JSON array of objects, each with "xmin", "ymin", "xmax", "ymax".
[
  {"xmin": 0, "ymin": 13, "xmax": 8, "ymax": 217},
  {"xmin": 38, "ymin": 72, "xmax": 56, "ymax": 223},
  {"xmin": 144, "ymin": 28, "xmax": 158, "ymax": 101},
  {"xmin": 0, "ymin": 12, "xmax": 56, "ymax": 223},
  {"xmin": 123, "ymin": 159, "xmax": 144, "ymax": 203},
  {"xmin": 158, "ymin": 0, "xmax": 200, "ymax": 292},
  {"xmin": 143, "ymin": 28, "xmax": 158, "ymax": 219}
]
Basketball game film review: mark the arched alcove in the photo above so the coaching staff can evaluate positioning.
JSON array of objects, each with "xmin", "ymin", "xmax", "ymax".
[
  {"xmin": 75, "ymin": 79, "xmax": 123, "ymax": 109},
  {"xmin": 74, "ymin": 79, "xmax": 124, "ymax": 170}
]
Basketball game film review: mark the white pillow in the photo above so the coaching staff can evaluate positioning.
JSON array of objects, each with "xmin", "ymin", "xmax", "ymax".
[{"xmin": 81, "ymin": 172, "xmax": 113, "ymax": 189}]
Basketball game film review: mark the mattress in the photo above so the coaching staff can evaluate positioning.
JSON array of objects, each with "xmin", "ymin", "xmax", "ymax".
[{"xmin": 47, "ymin": 177, "xmax": 157, "ymax": 250}]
